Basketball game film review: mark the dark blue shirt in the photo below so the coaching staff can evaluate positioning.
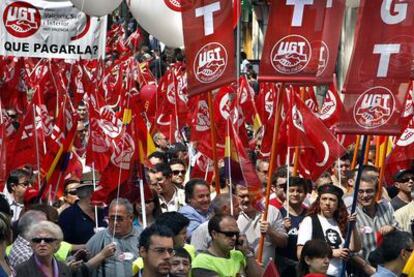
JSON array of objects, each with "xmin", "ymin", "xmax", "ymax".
[
  {"xmin": 278, "ymin": 207, "xmax": 307, "ymax": 261},
  {"xmin": 58, "ymin": 202, "xmax": 107, "ymax": 244}
]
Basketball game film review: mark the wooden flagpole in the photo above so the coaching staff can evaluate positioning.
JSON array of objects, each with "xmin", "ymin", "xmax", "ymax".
[
  {"xmin": 375, "ymin": 136, "xmax": 381, "ymax": 167},
  {"xmin": 207, "ymin": 91, "xmax": 221, "ymax": 195},
  {"xmin": 351, "ymin": 135, "xmax": 361, "ymax": 170},
  {"xmin": 292, "ymin": 87, "xmax": 305, "ymax": 176},
  {"xmin": 376, "ymin": 137, "xmax": 389, "ymax": 201},
  {"xmin": 257, "ymin": 83, "xmax": 285, "ymax": 264}
]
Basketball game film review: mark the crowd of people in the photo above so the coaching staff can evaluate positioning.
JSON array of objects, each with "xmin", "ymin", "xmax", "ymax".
[{"xmin": 1, "ymin": 119, "xmax": 414, "ymax": 277}]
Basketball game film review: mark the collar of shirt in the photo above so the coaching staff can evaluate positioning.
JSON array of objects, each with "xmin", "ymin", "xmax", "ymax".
[{"xmin": 375, "ymin": 265, "xmax": 398, "ymax": 277}]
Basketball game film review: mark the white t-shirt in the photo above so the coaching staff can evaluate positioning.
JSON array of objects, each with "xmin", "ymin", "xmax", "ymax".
[{"xmin": 297, "ymin": 214, "xmax": 344, "ymax": 276}]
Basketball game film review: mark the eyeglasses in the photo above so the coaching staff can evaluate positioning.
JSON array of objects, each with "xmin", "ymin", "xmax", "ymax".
[
  {"xmin": 358, "ymin": 189, "xmax": 376, "ymax": 195},
  {"xmin": 65, "ymin": 190, "xmax": 77, "ymax": 196},
  {"xmin": 172, "ymin": 170, "xmax": 186, "ymax": 176},
  {"xmin": 399, "ymin": 176, "xmax": 414, "ymax": 183},
  {"xmin": 216, "ymin": 230, "xmax": 240, "ymax": 238},
  {"xmin": 32, "ymin": 237, "xmax": 58, "ymax": 244},
  {"xmin": 149, "ymin": 247, "xmax": 175, "ymax": 255},
  {"xmin": 108, "ymin": 216, "xmax": 126, "ymax": 222},
  {"xmin": 17, "ymin": 181, "xmax": 30, "ymax": 187}
]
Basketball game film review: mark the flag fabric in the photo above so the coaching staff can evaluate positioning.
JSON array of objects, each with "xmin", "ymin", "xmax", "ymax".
[
  {"xmin": 337, "ymin": 0, "xmax": 414, "ymax": 135},
  {"xmin": 182, "ymin": 0, "xmax": 236, "ymax": 96}
]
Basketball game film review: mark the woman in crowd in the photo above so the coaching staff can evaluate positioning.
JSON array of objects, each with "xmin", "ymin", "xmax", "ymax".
[
  {"xmin": 297, "ymin": 239, "xmax": 333, "ymax": 277},
  {"xmin": 297, "ymin": 184, "xmax": 361, "ymax": 276},
  {"xmin": 15, "ymin": 221, "xmax": 71, "ymax": 276}
]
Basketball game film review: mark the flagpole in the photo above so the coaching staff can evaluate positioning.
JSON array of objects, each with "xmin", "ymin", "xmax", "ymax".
[
  {"xmin": 33, "ymin": 104, "xmax": 42, "ymax": 189},
  {"xmin": 227, "ymin": 118, "xmax": 234, "ymax": 216},
  {"xmin": 207, "ymin": 91, "xmax": 221, "ymax": 194},
  {"xmin": 340, "ymin": 134, "xmax": 369, "ymax": 277},
  {"xmin": 257, "ymin": 83, "xmax": 285, "ymax": 264},
  {"xmin": 375, "ymin": 136, "xmax": 381, "ymax": 167},
  {"xmin": 363, "ymin": 135, "xmax": 371, "ymax": 164},
  {"xmin": 92, "ymin": 162, "xmax": 99, "ymax": 230},
  {"xmin": 286, "ymin": 148, "xmax": 290, "ymax": 219},
  {"xmin": 351, "ymin": 135, "xmax": 361, "ymax": 170},
  {"xmin": 139, "ymin": 178, "xmax": 147, "ymax": 228},
  {"xmin": 292, "ymin": 87, "xmax": 305, "ymax": 176},
  {"xmin": 376, "ymin": 136, "xmax": 389, "ymax": 201}
]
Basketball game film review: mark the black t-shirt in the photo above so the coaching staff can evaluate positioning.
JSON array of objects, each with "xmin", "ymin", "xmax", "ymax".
[
  {"xmin": 58, "ymin": 202, "xmax": 107, "ymax": 244},
  {"xmin": 277, "ymin": 207, "xmax": 307, "ymax": 261},
  {"xmin": 391, "ymin": 196, "xmax": 408, "ymax": 211}
]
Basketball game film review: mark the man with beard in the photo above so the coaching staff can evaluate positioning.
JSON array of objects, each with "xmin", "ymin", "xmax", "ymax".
[
  {"xmin": 138, "ymin": 224, "xmax": 175, "ymax": 277},
  {"xmin": 192, "ymin": 215, "xmax": 263, "ymax": 277},
  {"xmin": 351, "ymin": 175, "xmax": 400, "ymax": 276},
  {"xmin": 236, "ymin": 185, "xmax": 288, "ymax": 266}
]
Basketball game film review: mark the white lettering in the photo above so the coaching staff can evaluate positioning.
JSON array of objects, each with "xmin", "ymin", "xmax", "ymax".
[
  {"xmin": 373, "ymin": 44, "xmax": 400, "ymax": 77},
  {"xmin": 286, "ymin": 0, "xmax": 314, "ymax": 27},
  {"xmin": 7, "ymin": 7, "xmax": 36, "ymax": 23},
  {"xmin": 199, "ymin": 47, "xmax": 222, "ymax": 67},
  {"xmin": 277, "ymin": 41, "xmax": 306, "ymax": 55},
  {"xmin": 361, "ymin": 94, "xmax": 391, "ymax": 108},
  {"xmin": 381, "ymin": 0, "xmax": 407, "ymax": 25},
  {"xmin": 195, "ymin": 2, "xmax": 221, "ymax": 36}
]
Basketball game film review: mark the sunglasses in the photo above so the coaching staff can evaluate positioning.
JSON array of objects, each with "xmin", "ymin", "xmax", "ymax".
[
  {"xmin": 172, "ymin": 170, "xmax": 186, "ymax": 175},
  {"xmin": 65, "ymin": 190, "xmax": 77, "ymax": 196},
  {"xmin": 216, "ymin": 230, "xmax": 240, "ymax": 238},
  {"xmin": 399, "ymin": 176, "xmax": 414, "ymax": 183},
  {"xmin": 32, "ymin": 237, "xmax": 57, "ymax": 244}
]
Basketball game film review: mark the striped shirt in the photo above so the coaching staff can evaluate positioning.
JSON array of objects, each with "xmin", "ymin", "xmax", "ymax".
[{"xmin": 356, "ymin": 201, "xmax": 400, "ymax": 259}]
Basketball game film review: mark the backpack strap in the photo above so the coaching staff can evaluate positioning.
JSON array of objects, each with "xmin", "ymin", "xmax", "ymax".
[{"xmin": 311, "ymin": 214, "xmax": 325, "ymax": 241}]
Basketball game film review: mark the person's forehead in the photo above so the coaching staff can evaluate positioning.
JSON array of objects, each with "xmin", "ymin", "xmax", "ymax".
[
  {"xmin": 194, "ymin": 184, "xmax": 209, "ymax": 193},
  {"xmin": 219, "ymin": 217, "xmax": 238, "ymax": 230},
  {"xmin": 277, "ymin": 177, "xmax": 287, "ymax": 185},
  {"xmin": 359, "ymin": 181, "xmax": 375, "ymax": 189},
  {"xmin": 150, "ymin": 235, "xmax": 173, "ymax": 247},
  {"xmin": 109, "ymin": 205, "xmax": 129, "ymax": 215},
  {"xmin": 171, "ymin": 163, "xmax": 185, "ymax": 170},
  {"xmin": 170, "ymin": 256, "xmax": 190, "ymax": 263}
]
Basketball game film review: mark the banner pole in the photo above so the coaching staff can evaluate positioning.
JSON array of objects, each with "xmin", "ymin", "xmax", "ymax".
[
  {"xmin": 340, "ymin": 134, "xmax": 368, "ymax": 277},
  {"xmin": 363, "ymin": 135, "xmax": 371, "ymax": 164},
  {"xmin": 207, "ymin": 91, "xmax": 221, "ymax": 195},
  {"xmin": 257, "ymin": 83, "xmax": 285, "ymax": 264},
  {"xmin": 375, "ymin": 136, "xmax": 381, "ymax": 167},
  {"xmin": 351, "ymin": 135, "xmax": 361, "ymax": 170},
  {"xmin": 292, "ymin": 87, "xmax": 305, "ymax": 176},
  {"xmin": 376, "ymin": 137, "xmax": 389, "ymax": 201}
]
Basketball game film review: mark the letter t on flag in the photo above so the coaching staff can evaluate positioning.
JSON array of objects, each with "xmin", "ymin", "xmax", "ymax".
[{"xmin": 182, "ymin": 0, "xmax": 236, "ymax": 96}]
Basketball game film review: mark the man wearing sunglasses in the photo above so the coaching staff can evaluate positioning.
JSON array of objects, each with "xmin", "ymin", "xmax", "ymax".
[
  {"xmin": 192, "ymin": 215, "xmax": 263, "ymax": 277},
  {"xmin": 170, "ymin": 159, "xmax": 187, "ymax": 190},
  {"xmin": 391, "ymin": 169, "xmax": 414, "ymax": 211},
  {"xmin": 5, "ymin": 168, "xmax": 32, "ymax": 222}
]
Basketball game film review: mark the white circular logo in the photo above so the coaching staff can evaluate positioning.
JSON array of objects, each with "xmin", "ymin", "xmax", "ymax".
[
  {"xmin": 193, "ymin": 42, "xmax": 228, "ymax": 83},
  {"xmin": 292, "ymin": 105, "xmax": 305, "ymax": 132},
  {"xmin": 319, "ymin": 89, "xmax": 337, "ymax": 120},
  {"xmin": 353, "ymin": 86, "xmax": 395, "ymax": 129},
  {"xmin": 270, "ymin": 35, "xmax": 311, "ymax": 74},
  {"xmin": 195, "ymin": 100, "xmax": 210, "ymax": 131},
  {"xmin": 396, "ymin": 127, "xmax": 414, "ymax": 147}
]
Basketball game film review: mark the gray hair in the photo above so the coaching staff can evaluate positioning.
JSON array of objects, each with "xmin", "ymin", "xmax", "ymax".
[
  {"xmin": 109, "ymin": 198, "xmax": 133, "ymax": 215},
  {"xmin": 27, "ymin": 221, "xmax": 63, "ymax": 241},
  {"xmin": 18, "ymin": 210, "xmax": 47, "ymax": 239},
  {"xmin": 210, "ymin": 193, "xmax": 234, "ymax": 215}
]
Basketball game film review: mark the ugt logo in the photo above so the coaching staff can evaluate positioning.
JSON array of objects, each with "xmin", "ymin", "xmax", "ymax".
[
  {"xmin": 193, "ymin": 42, "xmax": 228, "ymax": 84},
  {"xmin": 353, "ymin": 87, "xmax": 395, "ymax": 129},
  {"xmin": 3, "ymin": 1, "xmax": 41, "ymax": 38},
  {"xmin": 271, "ymin": 34, "xmax": 311, "ymax": 74}
]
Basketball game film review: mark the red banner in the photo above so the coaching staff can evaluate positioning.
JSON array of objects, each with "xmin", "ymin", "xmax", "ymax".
[
  {"xmin": 182, "ymin": 0, "xmax": 235, "ymax": 96},
  {"xmin": 337, "ymin": 0, "xmax": 414, "ymax": 135},
  {"xmin": 260, "ymin": 0, "xmax": 337, "ymax": 84}
]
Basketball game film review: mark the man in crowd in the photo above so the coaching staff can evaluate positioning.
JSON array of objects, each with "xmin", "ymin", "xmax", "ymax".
[
  {"xmin": 179, "ymin": 178, "xmax": 211, "ymax": 238},
  {"xmin": 153, "ymin": 132, "xmax": 170, "ymax": 152},
  {"xmin": 6, "ymin": 169, "xmax": 32, "ymax": 222},
  {"xmin": 9, "ymin": 210, "xmax": 47, "ymax": 267},
  {"xmin": 170, "ymin": 159, "xmax": 187, "ymax": 190},
  {"xmin": 86, "ymin": 198, "xmax": 141, "ymax": 277},
  {"xmin": 154, "ymin": 163, "xmax": 185, "ymax": 212},
  {"xmin": 170, "ymin": 247, "xmax": 192, "ymax": 277},
  {"xmin": 236, "ymin": 185, "xmax": 288, "ymax": 266},
  {"xmin": 269, "ymin": 166, "xmax": 288, "ymax": 209},
  {"xmin": 59, "ymin": 178, "xmax": 107, "ymax": 244},
  {"xmin": 391, "ymin": 169, "xmax": 414, "ymax": 211},
  {"xmin": 331, "ymin": 152, "xmax": 351, "ymax": 189},
  {"xmin": 192, "ymin": 215, "xmax": 263, "ymax": 277},
  {"xmin": 255, "ymin": 159, "xmax": 269, "ymax": 187},
  {"xmin": 352, "ymin": 175, "xmax": 400, "ymax": 276},
  {"xmin": 138, "ymin": 224, "xmax": 175, "ymax": 277},
  {"xmin": 191, "ymin": 193, "xmax": 240, "ymax": 251}
]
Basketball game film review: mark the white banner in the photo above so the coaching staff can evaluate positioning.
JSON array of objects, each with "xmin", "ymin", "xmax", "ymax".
[{"xmin": 0, "ymin": 0, "xmax": 107, "ymax": 60}]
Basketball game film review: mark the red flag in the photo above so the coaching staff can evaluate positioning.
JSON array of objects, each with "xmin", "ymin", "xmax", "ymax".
[
  {"xmin": 182, "ymin": 0, "xmax": 236, "ymax": 96},
  {"xmin": 384, "ymin": 118, "xmax": 414, "ymax": 185},
  {"xmin": 337, "ymin": 0, "xmax": 414, "ymax": 135},
  {"xmin": 263, "ymin": 260, "xmax": 280, "ymax": 277},
  {"xmin": 190, "ymin": 152, "xmax": 214, "ymax": 183},
  {"xmin": 260, "ymin": 0, "xmax": 330, "ymax": 83},
  {"xmin": 288, "ymin": 92, "xmax": 346, "ymax": 180},
  {"xmin": 401, "ymin": 81, "xmax": 414, "ymax": 129}
]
